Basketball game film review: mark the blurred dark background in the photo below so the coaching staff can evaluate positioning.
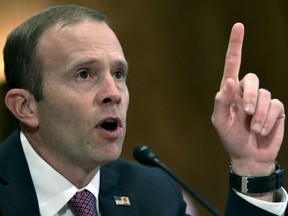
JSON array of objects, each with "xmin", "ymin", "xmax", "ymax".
[{"xmin": 1, "ymin": 1, "xmax": 287, "ymax": 215}]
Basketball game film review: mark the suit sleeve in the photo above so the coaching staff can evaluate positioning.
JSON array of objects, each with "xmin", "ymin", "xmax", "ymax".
[{"xmin": 225, "ymin": 187, "xmax": 288, "ymax": 216}]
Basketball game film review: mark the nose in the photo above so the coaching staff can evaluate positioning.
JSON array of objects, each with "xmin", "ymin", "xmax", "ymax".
[{"xmin": 96, "ymin": 75, "xmax": 121, "ymax": 105}]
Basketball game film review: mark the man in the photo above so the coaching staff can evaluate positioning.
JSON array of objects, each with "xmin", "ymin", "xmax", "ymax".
[{"xmin": 0, "ymin": 4, "xmax": 286, "ymax": 216}]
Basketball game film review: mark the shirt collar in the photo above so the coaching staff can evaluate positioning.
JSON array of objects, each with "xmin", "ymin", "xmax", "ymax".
[{"xmin": 20, "ymin": 131, "xmax": 100, "ymax": 216}]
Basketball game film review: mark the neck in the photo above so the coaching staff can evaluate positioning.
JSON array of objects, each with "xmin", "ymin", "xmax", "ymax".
[{"xmin": 23, "ymin": 130, "xmax": 100, "ymax": 189}]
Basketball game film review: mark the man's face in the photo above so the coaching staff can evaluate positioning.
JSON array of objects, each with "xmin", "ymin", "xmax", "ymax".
[{"xmin": 35, "ymin": 19, "xmax": 129, "ymax": 169}]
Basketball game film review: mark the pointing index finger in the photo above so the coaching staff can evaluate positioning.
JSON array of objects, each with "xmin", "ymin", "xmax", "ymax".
[{"xmin": 221, "ymin": 23, "xmax": 245, "ymax": 89}]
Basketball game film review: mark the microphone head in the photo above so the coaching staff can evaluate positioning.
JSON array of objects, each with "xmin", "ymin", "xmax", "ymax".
[{"xmin": 133, "ymin": 145, "xmax": 160, "ymax": 167}]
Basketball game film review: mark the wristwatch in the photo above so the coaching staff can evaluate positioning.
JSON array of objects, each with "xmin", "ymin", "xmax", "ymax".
[{"xmin": 229, "ymin": 162, "xmax": 285, "ymax": 193}]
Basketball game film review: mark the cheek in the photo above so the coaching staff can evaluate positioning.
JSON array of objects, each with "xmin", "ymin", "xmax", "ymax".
[
  {"xmin": 122, "ymin": 88, "xmax": 130, "ymax": 110},
  {"xmin": 38, "ymin": 95, "xmax": 89, "ymax": 131},
  {"xmin": 37, "ymin": 98, "xmax": 92, "ymax": 153}
]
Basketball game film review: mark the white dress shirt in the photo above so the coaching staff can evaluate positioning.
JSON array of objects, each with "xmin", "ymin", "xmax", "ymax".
[
  {"xmin": 20, "ymin": 131, "xmax": 287, "ymax": 215},
  {"xmin": 20, "ymin": 132, "xmax": 100, "ymax": 216},
  {"xmin": 235, "ymin": 189, "xmax": 288, "ymax": 216}
]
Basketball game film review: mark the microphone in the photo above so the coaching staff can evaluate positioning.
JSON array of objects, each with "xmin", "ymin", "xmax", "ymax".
[{"xmin": 133, "ymin": 145, "xmax": 222, "ymax": 216}]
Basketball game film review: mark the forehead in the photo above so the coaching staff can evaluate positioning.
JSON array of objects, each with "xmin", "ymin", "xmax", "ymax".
[
  {"xmin": 39, "ymin": 18, "xmax": 120, "ymax": 45},
  {"xmin": 37, "ymin": 19, "xmax": 125, "ymax": 69}
]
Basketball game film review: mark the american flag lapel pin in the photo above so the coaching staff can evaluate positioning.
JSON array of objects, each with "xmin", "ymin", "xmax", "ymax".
[{"xmin": 114, "ymin": 196, "xmax": 131, "ymax": 206}]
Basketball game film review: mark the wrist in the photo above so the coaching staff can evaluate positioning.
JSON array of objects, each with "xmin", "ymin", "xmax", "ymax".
[
  {"xmin": 231, "ymin": 160, "xmax": 275, "ymax": 176},
  {"xmin": 229, "ymin": 161, "xmax": 285, "ymax": 194}
]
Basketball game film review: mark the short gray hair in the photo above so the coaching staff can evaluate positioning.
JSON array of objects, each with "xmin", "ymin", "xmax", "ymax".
[{"xmin": 4, "ymin": 5, "xmax": 107, "ymax": 101}]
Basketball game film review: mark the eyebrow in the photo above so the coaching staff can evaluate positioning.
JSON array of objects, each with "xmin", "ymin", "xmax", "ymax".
[
  {"xmin": 64, "ymin": 57, "xmax": 129, "ymax": 73},
  {"xmin": 111, "ymin": 59, "xmax": 129, "ymax": 72}
]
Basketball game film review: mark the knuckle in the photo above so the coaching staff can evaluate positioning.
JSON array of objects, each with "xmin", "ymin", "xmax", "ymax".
[
  {"xmin": 271, "ymin": 99, "xmax": 284, "ymax": 111},
  {"xmin": 245, "ymin": 73, "xmax": 258, "ymax": 81},
  {"xmin": 254, "ymin": 112, "xmax": 266, "ymax": 122},
  {"xmin": 259, "ymin": 88, "xmax": 271, "ymax": 98}
]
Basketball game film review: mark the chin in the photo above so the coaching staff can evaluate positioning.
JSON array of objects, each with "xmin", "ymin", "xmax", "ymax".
[
  {"xmin": 98, "ymin": 154, "xmax": 121, "ymax": 166},
  {"xmin": 98, "ymin": 145, "xmax": 123, "ymax": 165}
]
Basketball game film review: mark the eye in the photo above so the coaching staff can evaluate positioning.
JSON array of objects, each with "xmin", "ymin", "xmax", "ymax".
[
  {"xmin": 75, "ymin": 70, "xmax": 91, "ymax": 80},
  {"xmin": 113, "ymin": 70, "xmax": 127, "ymax": 80}
]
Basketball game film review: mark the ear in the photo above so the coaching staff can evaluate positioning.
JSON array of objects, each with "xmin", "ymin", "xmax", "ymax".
[{"xmin": 5, "ymin": 89, "xmax": 39, "ymax": 128}]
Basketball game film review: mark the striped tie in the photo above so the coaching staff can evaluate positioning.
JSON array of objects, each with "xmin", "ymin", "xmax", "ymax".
[{"xmin": 68, "ymin": 189, "xmax": 96, "ymax": 216}]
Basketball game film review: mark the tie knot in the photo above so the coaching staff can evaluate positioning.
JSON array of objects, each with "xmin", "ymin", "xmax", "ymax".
[{"xmin": 68, "ymin": 189, "xmax": 96, "ymax": 216}]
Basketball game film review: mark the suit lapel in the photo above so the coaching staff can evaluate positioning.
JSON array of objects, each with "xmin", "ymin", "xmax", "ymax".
[
  {"xmin": 0, "ymin": 130, "xmax": 40, "ymax": 215},
  {"xmin": 99, "ymin": 165, "xmax": 139, "ymax": 216},
  {"xmin": 0, "ymin": 131, "xmax": 144, "ymax": 215}
]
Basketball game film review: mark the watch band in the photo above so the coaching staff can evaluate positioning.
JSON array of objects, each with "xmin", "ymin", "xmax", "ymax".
[{"xmin": 229, "ymin": 161, "xmax": 285, "ymax": 193}]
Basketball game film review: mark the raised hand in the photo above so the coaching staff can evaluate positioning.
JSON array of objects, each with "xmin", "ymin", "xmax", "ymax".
[{"xmin": 211, "ymin": 23, "xmax": 285, "ymax": 178}]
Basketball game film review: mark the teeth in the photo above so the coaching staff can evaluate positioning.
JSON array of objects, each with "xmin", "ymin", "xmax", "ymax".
[{"xmin": 105, "ymin": 119, "xmax": 115, "ymax": 123}]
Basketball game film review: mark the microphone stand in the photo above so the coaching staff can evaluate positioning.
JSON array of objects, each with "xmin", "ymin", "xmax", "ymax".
[
  {"xmin": 156, "ymin": 160, "xmax": 223, "ymax": 216},
  {"xmin": 133, "ymin": 145, "xmax": 223, "ymax": 216}
]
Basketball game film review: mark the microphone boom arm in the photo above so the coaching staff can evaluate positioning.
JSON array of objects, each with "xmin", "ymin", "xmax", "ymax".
[
  {"xmin": 133, "ymin": 145, "xmax": 223, "ymax": 216},
  {"xmin": 157, "ymin": 160, "xmax": 222, "ymax": 216}
]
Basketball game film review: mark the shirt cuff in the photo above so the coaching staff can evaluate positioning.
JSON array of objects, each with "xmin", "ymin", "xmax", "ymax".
[{"xmin": 234, "ymin": 187, "xmax": 288, "ymax": 216}]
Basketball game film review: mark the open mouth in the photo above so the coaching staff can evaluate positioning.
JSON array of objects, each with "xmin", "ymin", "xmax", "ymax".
[
  {"xmin": 98, "ymin": 118, "xmax": 121, "ymax": 132},
  {"xmin": 100, "ymin": 120, "xmax": 118, "ymax": 131}
]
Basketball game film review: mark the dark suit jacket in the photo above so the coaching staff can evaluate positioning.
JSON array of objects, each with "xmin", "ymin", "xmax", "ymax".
[
  {"xmin": 0, "ymin": 130, "xmax": 187, "ymax": 216},
  {"xmin": 225, "ymin": 187, "xmax": 288, "ymax": 216},
  {"xmin": 0, "ymin": 130, "xmax": 287, "ymax": 216}
]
